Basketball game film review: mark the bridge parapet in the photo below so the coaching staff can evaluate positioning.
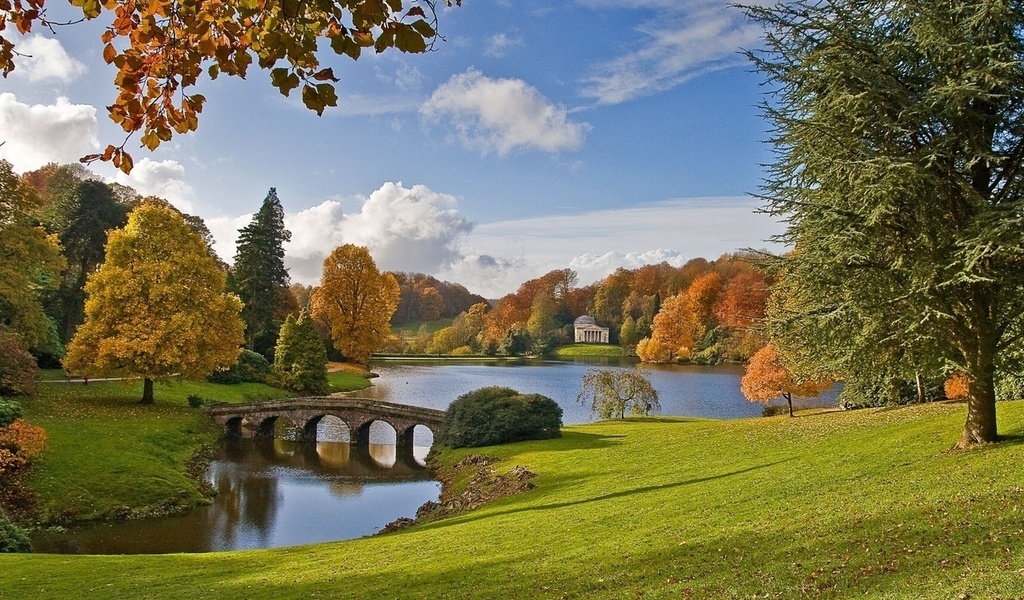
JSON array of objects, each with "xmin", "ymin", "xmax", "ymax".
[{"xmin": 205, "ymin": 397, "xmax": 447, "ymax": 446}]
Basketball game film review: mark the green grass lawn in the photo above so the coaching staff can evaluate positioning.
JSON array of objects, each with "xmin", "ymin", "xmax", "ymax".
[
  {"xmin": 326, "ymin": 370, "xmax": 372, "ymax": 393},
  {"xmin": 551, "ymin": 343, "xmax": 627, "ymax": 357},
  {"xmin": 4, "ymin": 401, "xmax": 1024, "ymax": 598},
  {"xmin": 19, "ymin": 378, "xmax": 297, "ymax": 523}
]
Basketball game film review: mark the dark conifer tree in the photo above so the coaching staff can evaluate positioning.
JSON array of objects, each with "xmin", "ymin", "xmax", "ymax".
[{"xmin": 233, "ymin": 188, "xmax": 291, "ymax": 357}]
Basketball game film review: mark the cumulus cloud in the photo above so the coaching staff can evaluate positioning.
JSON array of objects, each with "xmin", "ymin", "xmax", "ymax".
[
  {"xmin": 0, "ymin": 93, "xmax": 98, "ymax": 172},
  {"xmin": 580, "ymin": 1, "xmax": 764, "ymax": 104},
  {"xmin": 205, "ymin": 183, "xmax": 475, "ymax": 285},
  {"xmin": 421, "ymin": 68, "xmax": 590, "ymax": 155},
  {"xmin": 10, "ymin": 35, "xmax": 86, "ymax": 83},
  {"xmin": 484, "ymin": 33, "xmax": 523, "ymax": 58},
  {"xmin": 113, "ymin": 158, "xmax": 196, "ymax": 213}
]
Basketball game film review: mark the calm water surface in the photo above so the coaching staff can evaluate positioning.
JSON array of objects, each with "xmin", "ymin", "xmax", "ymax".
[
  {"xmin": 32, "ymin": 439, "xmax": 438, "ymax": 554},
  {"xmin": 34, "ymin": 359, "xmax": 838, "ymax": 554},
  {"xmin": 365, "ymin": 357, "xmax": 838, "ymax": 428}
]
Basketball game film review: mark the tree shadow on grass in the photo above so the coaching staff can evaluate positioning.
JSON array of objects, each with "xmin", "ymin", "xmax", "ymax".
[{"xmin": 440, "ymin": 457, "xmax": 795, "ymax": 528}]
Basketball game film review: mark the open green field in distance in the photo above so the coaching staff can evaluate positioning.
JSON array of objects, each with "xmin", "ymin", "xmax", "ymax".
[
  {"xmin": 550, "ymin": 344, "xmax": 627, "ymax": 357},
  {"xmin": 5, "ymin": 401, "xmax": 1023, "ymax": 598}
]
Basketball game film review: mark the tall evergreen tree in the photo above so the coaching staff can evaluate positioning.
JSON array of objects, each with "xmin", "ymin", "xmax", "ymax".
[
  {"xmin": 748, "ymin": 0, "xmax": 1024, "ymax": 446},
  {"xmin": 233, "ymin": 188, "xmax": 291, "ymax": 357}
]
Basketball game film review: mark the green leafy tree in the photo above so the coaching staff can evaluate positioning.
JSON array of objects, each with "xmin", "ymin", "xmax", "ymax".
[
  {"xmin": 272, "ymin": 309, "xmax": 329, "ymax": 395},
  {"xmin": 0, "ymin": 160, "xmax": 64, "ymax": 380},
  {"xmin": 619, "ymin": 315, "xmax": 639, "ymax": 349},
  {"xmin": 577, "ymin": 368, "xmax": 660, "ymax": 420},
  {"xmin": 63, "ymin": 202, "xmax": 245, "ymax": 403},
  {"xmin": 748, "ymin": 0, "xmax": 1024, "ymax": 446},
  {"xmin": 52, "ymin": 180, "xmax": 130, "ymax": 343},
  {"xmin": 234, "ymin": 188, "xmax": 292, "ymax": 358}
]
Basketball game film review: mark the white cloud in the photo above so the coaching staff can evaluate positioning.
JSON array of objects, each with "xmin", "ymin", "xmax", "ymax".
[
  {"xmin": 580, "ymin": 2, "xmax": 764, "ymax": 104},
  {"xmin": 113, "ymin": 158, "xmax": 196, "ymax": 213},
  {"xmin": 484, "ymin": 33, "xmax": 523, "ymax": 58},
  {"xmin": 210, "ymin": 182, "xmax": 475, "ymax": 285},
  {"xmin": 420, "ymin": 68, "xmax": 590, "ymax": 155},
  {"xmin": 10, "ymin": 35, "xmax": 86, "ymax": 83},
  {"xmin": 437, "ymin": 197, "xmax": 785, "ymax": 297},
  {"xmin": 0, "ymin": 93, "xmax": 98, "ymax": 172}
]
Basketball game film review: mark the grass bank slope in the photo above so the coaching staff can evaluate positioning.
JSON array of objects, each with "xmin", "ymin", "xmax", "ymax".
[
  {"xmin": 5, "ymin": 402, "xmax": 1024, "ymax": 598},
  {"xmin": 20, "ymin": 379, "xmax": 294, "ymax": 523}
]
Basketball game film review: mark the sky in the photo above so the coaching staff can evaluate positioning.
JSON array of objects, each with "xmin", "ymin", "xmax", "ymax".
[{"xmin": 1, "ymin": 0, "xmax": 785, "ymax": 298}]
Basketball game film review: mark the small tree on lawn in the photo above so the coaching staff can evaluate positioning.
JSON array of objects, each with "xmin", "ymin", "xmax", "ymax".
[
  {"xmin": 741, "ymin": 344, "xmax": 831, "ymax": 417},
  {"xmin": 578, "ymin": 368, "xmax": 660, "ymax": 420},
  {"xmin": 272, "ymin": 309, "xmax": 329, "ymax": 395}
]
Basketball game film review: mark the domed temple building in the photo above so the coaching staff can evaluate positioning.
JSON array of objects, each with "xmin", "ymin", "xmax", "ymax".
[{"xmin": 573, "ymin": 315, "xmax": 609, "ymax": 344}]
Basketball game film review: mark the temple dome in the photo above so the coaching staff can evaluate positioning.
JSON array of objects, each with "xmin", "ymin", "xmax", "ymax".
[{"xmin": 574, "ymin": 315, "xmax": 597, "ymax": 326}]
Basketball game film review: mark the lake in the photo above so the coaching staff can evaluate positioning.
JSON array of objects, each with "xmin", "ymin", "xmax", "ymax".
[{"xmin": 33, "ymin": 358, "xmax": 838, "ymax": 554}]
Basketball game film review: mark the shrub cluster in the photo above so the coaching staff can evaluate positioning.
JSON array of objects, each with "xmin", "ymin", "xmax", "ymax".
[
  {"xmin": 0, "ymin": 399, "xmax": 22, "ymax": 428},
  {"xmin": 0, "ymin": 510, "xmax": 31, "ymax": 553},
  {"xmin": 439, "ymin": 387, "xmax": 562, "ymax": 448},
  {"xmin": 207, "ymin": 349, "xmax": 270, "ymax": 384}
]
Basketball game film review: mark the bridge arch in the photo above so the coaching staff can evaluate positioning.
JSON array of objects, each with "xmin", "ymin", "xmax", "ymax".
[
  {"xmin": 302, "ymin": 414, "xmax": 352, "ymax": 443},
  {"xmin": 205, "ymin": 397, "xmax": 446, "ymax": 454}
]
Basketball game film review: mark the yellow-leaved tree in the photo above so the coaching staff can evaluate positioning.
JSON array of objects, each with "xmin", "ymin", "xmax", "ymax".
[
  {"xmin": 63, "ymin": 201, "xmax": 244, "ymax": 403},
  {"xmin": 311, "ymin": 244, "xmax": 399, "ymax": 365}
]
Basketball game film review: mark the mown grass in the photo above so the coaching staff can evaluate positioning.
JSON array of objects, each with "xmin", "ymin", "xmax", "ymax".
[
  {"xmin": 551, "ymin": 343, "xmax": 627, "ymax": 357},
  {"xmin": 18, "ymin": 378, "xmax": 297, "ymax": 523},
  {"xmin": 4, "ymin": 401, "xmax": 1024, "ymax": 598}
]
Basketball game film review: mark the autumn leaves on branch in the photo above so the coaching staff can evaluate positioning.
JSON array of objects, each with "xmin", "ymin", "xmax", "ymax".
[{"xmin": 0, "ymin": 0, "xmax": 460, "ymax": 173}]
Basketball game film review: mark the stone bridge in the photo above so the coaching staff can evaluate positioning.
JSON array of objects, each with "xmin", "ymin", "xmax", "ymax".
[{"xmin": 205, "ymin": 397, "xmax": 446, "ymax": 447}]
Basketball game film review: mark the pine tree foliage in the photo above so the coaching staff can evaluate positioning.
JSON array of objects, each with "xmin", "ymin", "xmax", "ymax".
[
  {"xmin": 748, "ymin": 0, "xmax": 1024, "ymax": 446},
  {"xmin": 234, "ymin": 188, "xmax": 292, "ymax": 357}
]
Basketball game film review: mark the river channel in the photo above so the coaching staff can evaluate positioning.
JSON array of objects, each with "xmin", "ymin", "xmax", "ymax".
[{"xmin": 33, "ymin": 359, "xmax": 838, "ymax": 554}]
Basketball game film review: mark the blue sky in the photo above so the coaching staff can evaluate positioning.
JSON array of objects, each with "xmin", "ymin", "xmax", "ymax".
[{"xmin": 1, "ymin": 0, "xmax": 783, "ymax": 297}]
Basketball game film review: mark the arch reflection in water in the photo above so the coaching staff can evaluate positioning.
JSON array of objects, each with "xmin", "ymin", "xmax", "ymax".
[{"xmin": 31, "ymin": 438, "xmax": 440, "ymax": 555}]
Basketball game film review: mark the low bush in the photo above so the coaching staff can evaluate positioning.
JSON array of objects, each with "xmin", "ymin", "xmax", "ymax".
[
  {"xmin": 439, "ymin": 386, "xmax": 562, "ymax": 448},
  {"xmin": 208, "ymin": 349, "xmax": 270, "ymax": 384},
  {"xmin": 0, "ymin": 510, "xmax": 31, "ymax": 553},
  {"xmin": 186, "ymin": 395, "xmax": 205, "ymax": 408},
  {"xmin": 0, "ymin": 399, "xmax": 22, "ymax": 428}
]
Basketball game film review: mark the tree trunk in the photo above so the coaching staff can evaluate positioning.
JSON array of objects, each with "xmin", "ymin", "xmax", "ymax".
[
  {"xmin": 140, "ymin": 377, "xmax": 154, "ymax": 404},
  {"xmin": 915, "ymin": 372, "xmax": 925, "ymax": 404},
  {"xmin": 785, "ymin": 392, "xmax": 793, "ymax": 417},
  {"xmin": 958, "ymin": 320, "xmax": 998, "ymax": 447}
]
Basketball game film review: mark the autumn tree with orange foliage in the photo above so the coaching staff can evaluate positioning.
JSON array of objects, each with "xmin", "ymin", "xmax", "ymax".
[
  {"xmin": 0, "ymin": 418, "xmax": 47, "ymax": 477},
  {"xmin": 1, "ymin": 0, "xmax": 460, "ymax": 173},
  {"xmin": 741, "ymin": 344, "xmax": 831, "ymax": 417},
  {"xmin": 944, "ymin": 373, "xmax": 970, "ymax": 401},
  {"xmin": 311, "ymin": 244, "xmax": 399, "ymax": 365}
]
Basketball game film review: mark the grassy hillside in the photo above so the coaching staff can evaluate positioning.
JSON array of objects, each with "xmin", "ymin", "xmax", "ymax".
[{"xmin": 4, "ymin": 401, "xmax": 1024, "ymax": 598}]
